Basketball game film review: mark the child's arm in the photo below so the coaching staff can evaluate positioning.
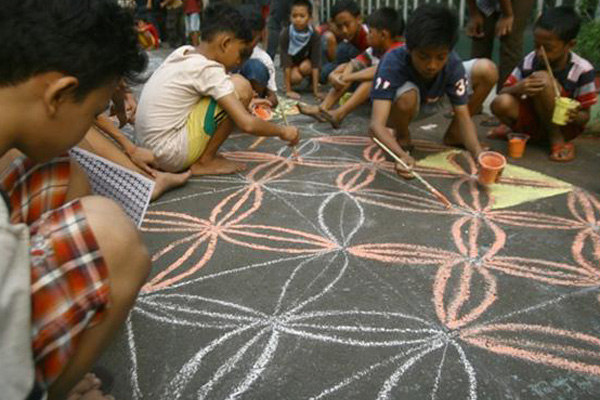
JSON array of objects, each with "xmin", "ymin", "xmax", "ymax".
[
  {"xmin": 217, "ymin": 94, "xmax": 299, "ymax": 144},
  {"xmin": 369, "ymin": 99, "xmax": 414, "ymax": 167},
  {"xmin": 311, "ymin": 68, "xmax": 321, "ymax": 98},
  {"xmin": 499, "ymin": 74, "xmax": 545, "ymax": 97},
  {"xmin": 310, "ymin": 31, "xmax": 323, "ymax": 99},
  {"xmin": 94, "ymin": 115, "xmax": 158, "ymax": 177},
  {"xmin": 343, "ymin": 65, "xmax": 377, "ymax": 83},
  {"xmin": 284, "ymin": 67, "xmax": 296, "ymax": 97},
  {"xmin": 453, "ymin": 104, "xmax": 483, "ymax": 159},
  {"xmin": 265, "ymin": 89, "xmax": 279, "ymax": 108}
]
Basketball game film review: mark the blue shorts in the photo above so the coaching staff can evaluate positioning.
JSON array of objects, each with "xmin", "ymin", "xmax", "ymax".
[{"xmin": 185, "ymin": 13, "xmax": 200, "ymax": 34}]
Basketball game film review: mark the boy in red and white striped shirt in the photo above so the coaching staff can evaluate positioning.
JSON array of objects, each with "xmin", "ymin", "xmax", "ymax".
[{"xmin": 491, "ymin": 6, "xmax": 597, "ymax": 162}]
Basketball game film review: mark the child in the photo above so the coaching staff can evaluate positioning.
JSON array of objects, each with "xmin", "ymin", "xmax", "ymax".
[
  {"xmin": 369, "ymin": 4, "xmax": 498, "ymax": 178},
  {"xmin": 317, "ymin": 17, "xmax": 343, "ymax": 64},
  {"xmin": 136, "ymin": 18, "xmax": 160, "ymax": 50},
  {"xmin": 320, "ymin": 0, "xmax": 369, "ymax": 84},
  {"xmin": 279, "ymin": 0, "xmax": 322, "ymax": 100},
  {"xmin": 299, "ymin": 7, "xmax": 405, "ymax": 129},
  {"xmin": 183, "ymin": 0, "xmax": 202, "ymax": 46},
  {"xmin": 491, "ymin": 6, "xmax": 597, "ymax": 162},
  {"xmin": 0, "ymin": 1, "xmax": 149, "ymax": 399},
  {"xmin": 242, "ymin": 9, "xmax": 279, "ymax": 107},
  {"xmin": 136, "ymin": 4, "xmax": 299, "ymax": 175}
]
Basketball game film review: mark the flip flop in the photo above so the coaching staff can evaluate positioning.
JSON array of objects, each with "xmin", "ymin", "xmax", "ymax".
[
  {"xmin": 486, "ymin": 124, "xmax": 511, "ymax": 140},
  {"xmin": 549, "ymin": 142, "xmax": 575, "ymax": 162}
]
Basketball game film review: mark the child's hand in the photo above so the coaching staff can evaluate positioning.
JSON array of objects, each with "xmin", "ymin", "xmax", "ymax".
[
  {"xmin": 565, "ymin": 103, "xmax": 582, "ymax": 125},
  {"xmin": 286, "ymin": 91, "xmax": 301, "ymax": 100},
  {"xmin": 520, "ymin": 75, "xmax": 545, "ymax": 97},
  {"xmin": 330, "ymin": 73, "xmax": 346, "ymax": 90},
  {"xmin": 466, "ymin": 10, "xmax": 485, "ymax": 38},
  {"xmin": 127, "ymin": 146, "xmax": 159, "ymax": 178},
  {"xmin": 495, "ymin": 15, "xmax": 514, "ymax": 37},
  {"xmin": 394, "ymin": 152, "xmax": 416, "ymax": 179},
  {"xmin": 280, "ymin": 126, "xmax": 300, "ymax": 146}
]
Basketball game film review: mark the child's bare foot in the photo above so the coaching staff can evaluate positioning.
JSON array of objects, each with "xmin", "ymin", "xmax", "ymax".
[
  {"xmin": 67, "ymin": 374, "xmax": 102, "ymax": 400},
  {"xmin": 190, "ymin": 156, "xmax": 247, "ymax": 176},
  {"xmin": 298, "ymin": 103, "xmax": 327, "ymax": 122},
  {"xmin": 151, "ymin": 170, "xmax": 192, "ymax": 200},
  {"xmin": 286, "ymin": 91, "xmax": 301, "ymax": 100}
]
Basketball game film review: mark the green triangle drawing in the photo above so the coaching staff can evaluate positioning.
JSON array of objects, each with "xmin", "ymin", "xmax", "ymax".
[{"xmin": 417, "ymin": 150, "xmax": 573, "ymax": 210}]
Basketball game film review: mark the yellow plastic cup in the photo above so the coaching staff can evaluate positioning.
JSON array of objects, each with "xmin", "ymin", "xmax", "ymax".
[{"xmin": 552, "ymin": 97, "xmax": 580, "ymax": 126}]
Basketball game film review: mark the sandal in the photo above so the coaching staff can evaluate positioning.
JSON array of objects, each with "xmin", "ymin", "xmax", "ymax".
[
  {"xmin": 486, "ymin": 124, "xmax": 512, "ymax": 140},
  {"xmin": 549, "ymin": 142, "xmax": 575, "ymax": 162}
]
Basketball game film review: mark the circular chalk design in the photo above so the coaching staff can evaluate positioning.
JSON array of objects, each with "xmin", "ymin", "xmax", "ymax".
[{"xmin": 121, "ymin": 127, "xmax": 600, "ymax": 399}]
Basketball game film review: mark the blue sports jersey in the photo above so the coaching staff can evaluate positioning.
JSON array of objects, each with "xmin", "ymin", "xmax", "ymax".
[{"xmin": 371, "ymin": 46, "xmax": 469, "ymax": 106}]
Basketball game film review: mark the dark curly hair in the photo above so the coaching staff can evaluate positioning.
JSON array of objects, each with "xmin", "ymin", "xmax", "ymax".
[
  {"xmin": 201, "ymin": 3, "xmax": 252, "ymax": 43},
  {"xmin": 405, "ymin": 4, "xmax": 458, "ymax": 51},
  {"xmin": 0, "ymin": 0, "xmax": 148, "ymax": 100}
]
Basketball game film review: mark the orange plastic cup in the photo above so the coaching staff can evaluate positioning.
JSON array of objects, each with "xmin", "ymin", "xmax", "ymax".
[
  {"xmin": 507, "ymin": 133, "xmax": 530, "ymax": 158},
  {"xmin": 477, "ymin": 151, "xmax": 506, "ymax": 185}
]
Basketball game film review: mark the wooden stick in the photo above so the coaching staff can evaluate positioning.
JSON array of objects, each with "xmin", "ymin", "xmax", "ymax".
[
  {"xmin": 372, "ymin": 137, "xmax": 452, "ymax": 208},
  {"xmin": 279, "ymin": 100, "xmax": 300, "ymax": 160},
  {"xmin": 248, "ymin": 136, "xmax": 267, "ymax": 150},
  {"xmin": 540, "ymin": 46, "xmax": 562, "ymax": 98}
]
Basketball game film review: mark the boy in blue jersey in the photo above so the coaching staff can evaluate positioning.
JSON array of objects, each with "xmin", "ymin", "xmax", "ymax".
[{"xmin": 369, "ymin": 4, "xmax": 497, "ymax": 178}]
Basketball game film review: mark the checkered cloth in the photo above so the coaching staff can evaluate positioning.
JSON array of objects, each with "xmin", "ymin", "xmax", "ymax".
[{"xmin": 0, "ymin": 155, "xmax": 109, "ymax": 389}]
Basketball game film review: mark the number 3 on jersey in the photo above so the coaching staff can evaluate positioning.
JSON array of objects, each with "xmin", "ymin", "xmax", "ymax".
[{"xmin": 455, "ymin": 78, "xmax": 467, "ymax": 96}]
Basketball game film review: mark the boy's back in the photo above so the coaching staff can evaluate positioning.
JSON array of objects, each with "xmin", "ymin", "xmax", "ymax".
[{"xmin": 136, "ymin": 46, "xmax": 235, "ymax": 162}]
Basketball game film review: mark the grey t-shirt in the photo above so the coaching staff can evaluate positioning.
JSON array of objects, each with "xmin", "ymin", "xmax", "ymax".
[{"xmin": 0, "ymin": 189, "xmax": 35, "ymax": 399}]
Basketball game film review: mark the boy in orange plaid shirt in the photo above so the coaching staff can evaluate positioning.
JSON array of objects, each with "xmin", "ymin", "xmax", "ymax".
[{"xmin": 0, "ymin": 1, "xmax": 150, "ymax": 399}]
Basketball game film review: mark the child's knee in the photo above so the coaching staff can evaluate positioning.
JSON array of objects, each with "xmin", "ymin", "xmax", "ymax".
[
  {"xmin": 81, "ymin": 196, "xmax": 150, "ymax": 294},
  {"xmin": 473, "ymin": 58, "xmax": 499, "ymax": 85},
  {"xmin": 299, "ymin": 60, "xmax": 312, "ymax": 75},
  {"xmin": 491, "ymin": 93, "xmax": 516, "ymax": 116},
  {"xmin": 230, "ymin": 74, "xmax": 253, "ymax": 107}
]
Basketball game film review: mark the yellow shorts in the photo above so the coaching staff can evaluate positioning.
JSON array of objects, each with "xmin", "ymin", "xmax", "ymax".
[{"xmin": 185, "ymin": 97, "xmax": 228, "ymax": 168}]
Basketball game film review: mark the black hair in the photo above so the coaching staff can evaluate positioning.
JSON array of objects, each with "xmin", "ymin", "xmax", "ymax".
[
  {"xmin": 331, "ymin": 0, "xmax": 360, "ymax": 19},
  {"xmin": 405, "ymin": 4, "xmax": 458, "ymax": 51},
  {"xmin": 536, "ymin": 6, "xmax": 582, "ymax": 42},
  {"xmin": 0, "ymin": 0, "xmax": 147, "ymax": 100},
  {"xmin": 291, "ymin": 0, "xmax": 313, "ymax": 16},
  {"xmin": 201, "ymin": 3, "xmax": 252, "ymax": 43},
  {"xmin": 366, "ymin": 7, "xmax": 404, "ymax": 38},
  {"xmin": 242, "ymin": 8, "xmax": 265, "ymax": 33}
]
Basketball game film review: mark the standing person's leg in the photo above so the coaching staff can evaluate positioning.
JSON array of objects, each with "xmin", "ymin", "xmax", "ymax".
[
  {"xmin": 177, "ymin": 6, "xmax": 185, "ymax": 46},
  {"xmin": 498, "ymin": 0, "xmax": 535, "ymax": 85},
  {"xmin": 470, "ymin": 12, "xmax": 497, "ymax": 60},
  {"xmin": 266, "ymin": 0, "xmax": 292, "ymax": 60}
]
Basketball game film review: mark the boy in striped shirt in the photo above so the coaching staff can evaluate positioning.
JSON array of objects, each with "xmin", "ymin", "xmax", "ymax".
[{"xmin": 491, "ymin": 6, "xmax": 597, "ymax": 161}]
